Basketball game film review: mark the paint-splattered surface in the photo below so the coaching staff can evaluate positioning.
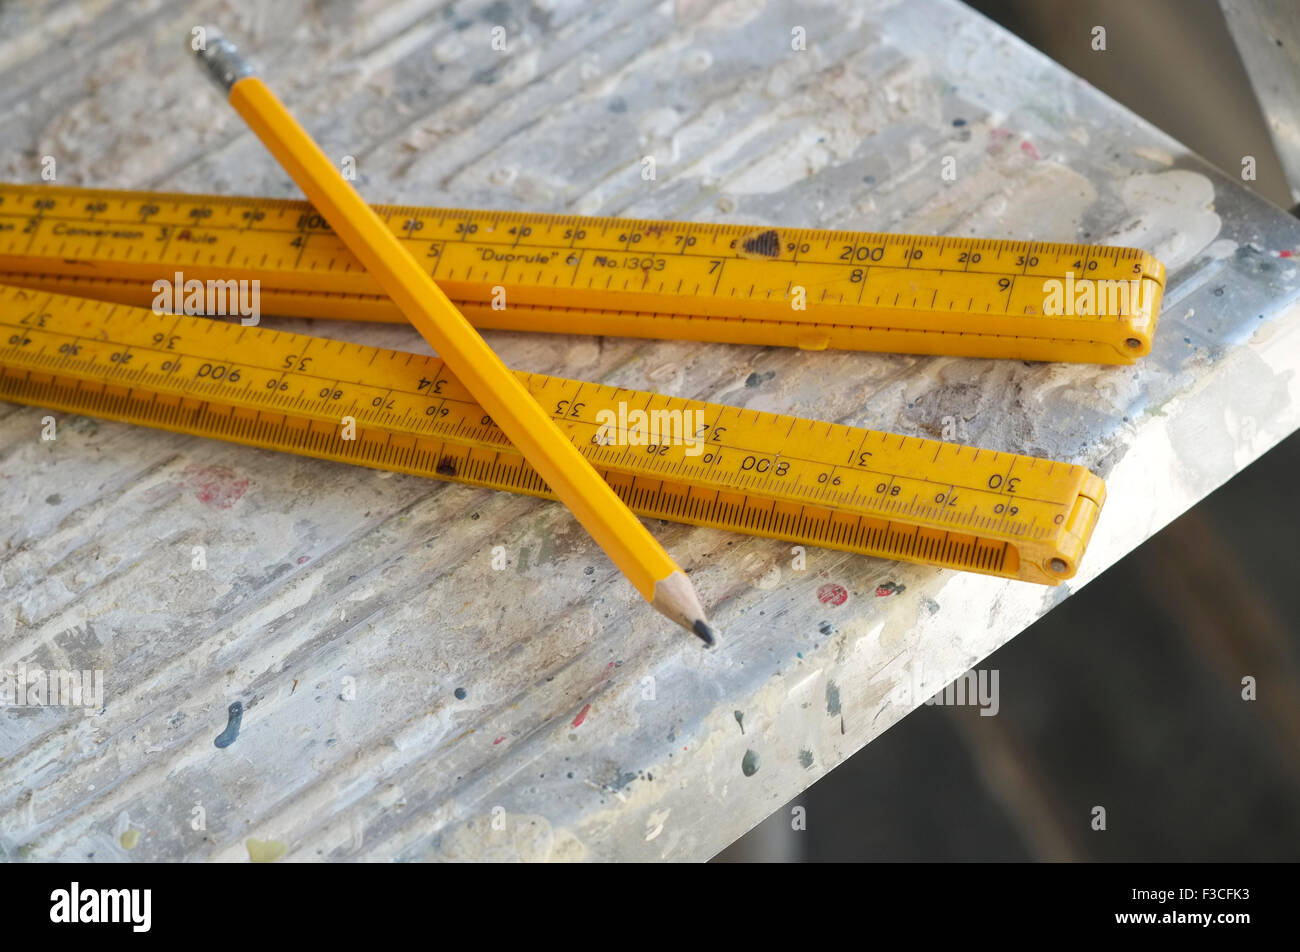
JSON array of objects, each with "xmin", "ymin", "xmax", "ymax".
[{"xmin": 1, "ymin": 0, "xmax": 1298, "ymax": 861}]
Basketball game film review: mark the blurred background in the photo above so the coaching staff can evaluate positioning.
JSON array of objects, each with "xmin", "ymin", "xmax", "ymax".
[{"xmin": 717, "ymin": 0, "xmax": 1300, "ymax": 862}]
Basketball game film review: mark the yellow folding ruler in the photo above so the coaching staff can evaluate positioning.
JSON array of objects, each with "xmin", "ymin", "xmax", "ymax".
[
  {"xmin": 0, "ymin": 282, "xmax": 1104, "ymax": 583},
  {"xmin": 0, "ymin": 185, "xmax": 1164, "ymax": 364}
]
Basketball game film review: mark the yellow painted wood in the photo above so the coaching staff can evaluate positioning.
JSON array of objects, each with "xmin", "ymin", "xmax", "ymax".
[
  {"xmin": 0, "ymin": 284, "xmax": 1105, "ymax": 584},
  {"xmin": 0, "ymin": 183, "xmax": 1165, "ymax": 364},
  {"xmin": 220, "ymin": 75, "xmax": 700, "ymax": 619}
]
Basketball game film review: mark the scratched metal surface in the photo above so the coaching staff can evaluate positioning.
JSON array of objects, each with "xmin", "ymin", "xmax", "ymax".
[
  {"xmin": 1, "ymin": 0, "xmax": 1298, "ymax": 862},
  {"xmin": 1221, "ymin": 0, "xmax": 1300, "ymax": 204}
]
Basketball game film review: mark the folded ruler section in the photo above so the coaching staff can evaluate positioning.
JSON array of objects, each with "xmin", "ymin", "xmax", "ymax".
[
  {"xmin": 0, "ymin": 185, "xmax": 1164, "ymax": 363},
  {"xmin": 0, "ymin": 283, "xmax": 1106, "ymax": 583}
]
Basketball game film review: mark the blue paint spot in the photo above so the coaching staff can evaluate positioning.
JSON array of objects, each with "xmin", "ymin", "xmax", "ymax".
[{"xmin": 214, "ymin": 701, "xmax": 242, "ymax": 748}]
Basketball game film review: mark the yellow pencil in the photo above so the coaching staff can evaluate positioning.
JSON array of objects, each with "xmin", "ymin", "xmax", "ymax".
[{"xmin": 191, "ymin": 32, "xmax": 714, "ymax": 644}]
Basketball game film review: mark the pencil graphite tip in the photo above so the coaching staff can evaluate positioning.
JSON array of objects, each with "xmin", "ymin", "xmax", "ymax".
[
  {"xmin": 692, "ymin": 619, "xmax": 716, "ymax": 647},
  {"xmin": 651, "ymin": 571, "xmax": 715, "ymax": 647},
  {"xmin": 191, "ymin": 28, "xmax": 257, "ymax": 93}
]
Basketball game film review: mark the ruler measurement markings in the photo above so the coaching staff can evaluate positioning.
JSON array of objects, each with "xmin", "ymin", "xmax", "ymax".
[
  {"xmin": 0, "ymin": 206, "xmax": 1111, "ymax": 577},
  {"xmin": 0, "ymin": 218, "xmax": 1145, "ymax": 280}
]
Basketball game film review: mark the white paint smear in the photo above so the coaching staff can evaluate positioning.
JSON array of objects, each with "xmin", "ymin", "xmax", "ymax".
[{"xmin": 1104, "ymin": 170, "xmax": 1221, "ymax": 272}]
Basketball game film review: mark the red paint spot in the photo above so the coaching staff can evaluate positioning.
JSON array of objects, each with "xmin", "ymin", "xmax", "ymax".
[
  {"xmin": 817, "ymin": 583, "xmax": 848, "ymax": 606},
  {"xmin": 1020, "ymin": 140, "xmax": 1040, "ymax": 160},
  {"xmin": 493, "ymin": 736, "xmax": 505, "ymax": 745},
  {"xmin": 875, "ymin": 581, "xmax": 906, "ymax": 597},
  {"xmin": 572, "ymin": 704, "xmax": 591, "ymax": 728},
  {"xmin": 1280, "ymin": 249, "xmax": 1294, "ymax": 258},
  {"xmin": 183, "ymin": 465, "xmax": 249, "ymax": 509},
  {"xmin": 297, "ymin": 555, "xmax": 311, "ymax": 565}
]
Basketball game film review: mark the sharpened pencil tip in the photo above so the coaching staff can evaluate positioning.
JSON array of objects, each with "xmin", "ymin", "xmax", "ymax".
[
  {"xmin": 651, "ymin": 571, "xmax": 715, "ymax": 647},
  {"xmin": 692, "ymin": 619, "xmax": 715, "ymax": 647}
]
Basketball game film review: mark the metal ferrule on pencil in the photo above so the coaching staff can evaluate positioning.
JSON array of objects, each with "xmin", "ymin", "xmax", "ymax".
[{"xmin": 193, "ymin": 29, "xmax": 256, "ymax": 92}]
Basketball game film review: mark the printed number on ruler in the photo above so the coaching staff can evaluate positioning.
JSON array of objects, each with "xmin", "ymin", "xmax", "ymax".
[
  {"xmin": 0, "ymin": 185, "xmax": 1164, "ymax": 363},
  {"xmin": 0, "ymin": 283, "xmax": 1105, "ymax": 583}
]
